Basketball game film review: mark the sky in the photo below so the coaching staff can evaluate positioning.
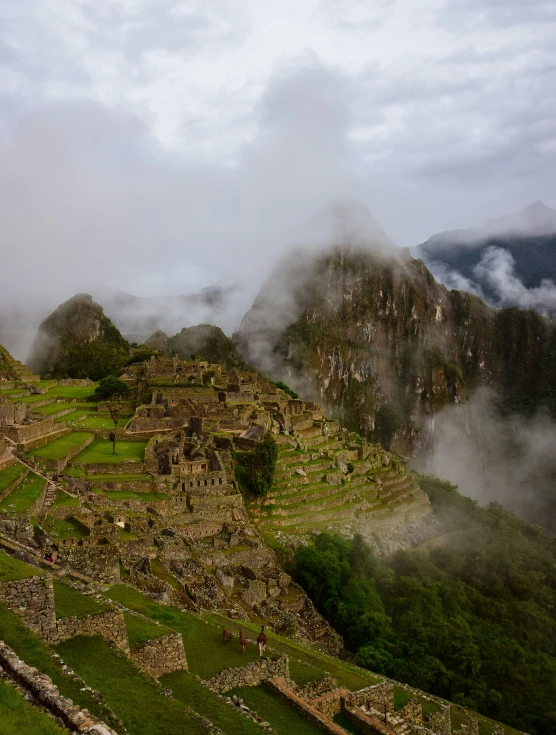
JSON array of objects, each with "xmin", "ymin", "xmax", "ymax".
[{"xmin": 1, "ymin": 0, "xmax": 556, "ymax": 322}]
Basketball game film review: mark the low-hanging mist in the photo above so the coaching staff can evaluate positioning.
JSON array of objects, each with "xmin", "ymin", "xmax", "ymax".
[{"xmin": 412, "ymin": 389, "xmax": 556, "ymax": 533}]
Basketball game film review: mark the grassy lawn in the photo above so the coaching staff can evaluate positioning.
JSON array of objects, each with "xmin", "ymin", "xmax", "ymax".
[
  {"xmin": 27, "ymin": 432, "xmax": 93, "ymax": 461},
  {"xmin": 119, "ymin": 528, "xmax": 138, "ymax": 541},
  {"xmin": 0, "ymin": 549, "xmax": 40, "ymax": 581},
  {"xmin": 0, "ymin": 464, "xmax": 26, "ymax": 491},
  {"xmin": 161, "ymin": 670, "xmax": 263, "ymax": 735},
  {"xmin": 0, "ymin": 603, "xmax": 108, "ymax": 721},
  {"xmin": 19, "ymin": 394, "xmax": 55, "ymax": 404},
  {"xmin": 50, "ymin": 489, "xmax": 80, "ymax": 508},
  {"xmin": 72, "ymin": 415, "xmax": 130, "ymax": 429},
  {"xmin": 54, "ymin": 409, "xmax": 88, "ymax": 423},
  {"xmin": 124, "ymin": 611, "xmax": 171, "ymax": 649},
  {"xmin": 52, "ymin": 580, "xmax": 108, "ymax": 619},
  {"xmin": 230, "ymin": 685, "xmax": 323, "ymax": 735},
  {"xmin": 56, "ymin": 636, "xmax": 204, "ymax": 735},
  {"xmin": 0, "ymin": 676, "xmax": 66, "ymax": 735},
  {"xmin": 46, "ymin": 516, "xmax": 89, "ymax": 541},
  {"xmin": 72, "ymin": 440, "xmax": 146, "ymax": 465},
  {"xmin": 104, "ymin": 490, "xmax": 168, "ymax": 502},
  {"xmin": 0, "ymin": 472, "xmax": 45, "ymax": 513},
  {"xmin": 35, "ymin": 402, "xmax": 82, "ymax": 416},
  {"xmin": 47, "ymin": 386, "xmax": 97, "ymax": 399}
]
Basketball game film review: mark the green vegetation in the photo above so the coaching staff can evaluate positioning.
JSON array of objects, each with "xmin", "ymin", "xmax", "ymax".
[
  {"xmin": 0, "ymin": 549, "xmax": 40, "ymax": 581},
  {"xmin": 35, "ymin": 402, "xmax": 90, "ymax": 416},
  {"xmin": 45, "ymin": 516, "xmax": 89, "ymax": 540},
  {"xmin": 52, "ymin": 580, "xmax": 107, "ymax": 619},
  {"xmin": 0, "ymin": 603, "xmax": 108, "ymax": 721},
  {"xmin": 124, "ymin": 612, "xmax": 171, "ymax": 649},
  {"xmin": 47, "ymin": 386, "xmax": 98, "ymax": 399},
  {"xmin": 103, "ymin": 489, "xmax": 168, "ymax": 502},
  {"xmin": 27, "ymin": 432, "xmax": 93, "ymax": 461},
  {"xmin": 234, "ymin": 433, "xmax": 278, "ymax": 498},
  {"xmin": 72, "ymin": 414, "xmax": 130, "ymax": 429},
  {"xmin": 49, "ymin": 489, "xmax": 80, "ymax": 508},
  {"xmin": 292, "ymin": 477, "xmax": 556, "ymax": 734},
  {"xmin": 161, "ymin": 670, "xmax": 263, "ymax": 735},
  {"xmin": 0, "ymin": 472, "xmax": 45, "ymax": 512},
  {"xmin": 230, "ymin": 685, "xmax": 322, "ymax": 735},
  {"xmin": 0, "ymin": 676, "xmax": 66, "ymax": 735},
  {"xmin": 0, "ymin": 464, "xmax": 26, "ymax": 491},
  {"xmin": 56, "ymin": 636, "xmax": 202, "ymax": 734},
  {"xmin": 91, "ymin": 376, "xmax": 133, "ymax": 454},
  {"xmin": 72, "ymin": 439, "xmax": 146, "ymax": 464},
  {"xmin": 270, "ymin": 380, "xmax": 299, "ymax": 400}
]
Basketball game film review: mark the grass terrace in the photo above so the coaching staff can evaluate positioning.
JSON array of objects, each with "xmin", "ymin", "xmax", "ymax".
[
  {"xmin": 46, "ymin": 516, "xmax": 89, "ymax": 541},
  {"xmin": 0, "ymin": 472, "xmax": 45, "ymax": 513},
  {"xmin": 0, "ymin": 676, "xmax": 66, "ymax": 735},
  {"xmin": 35, "ymin": 402, "xmax": 89, "ymax": 417},
  {"xmin": 27, "ymin": 432, "xmax": 93, "ymax": 461},
  {"xmin": 47, "ymin": 386, "xmax": 98, "ymax": 399},
  {"xmin": 72, "ymin": 439, "xmax": 146, "ymax": 465},
  {"xmin": 0, "ymin": 464, "xmax": 26, "ymax": 491},
  {"xmin": 71, "ymin": 415, "xmax": 130, "ymax": 429},
  {"xmin": 124, "ymin": 611, "xmax": 171, "ymax": 649},
  {"xmin": 103, "ymin": 489, "xmax": 168, "ymax": 502},
  {"xmin": 49, "ymin": 489, "xmax": 80, "ymax": 508},
  {"xmin": 0, "ymin": 603, "xmax": 108, "ymax": 722},
  {"xmin": 0, "ymin": 549, "xmax": 40, "ymax": 582},
  {"xmin": 63, "ymin": 468, "xmax": 153, "ymax": 481},
  {"xmin": 229, "ymin": 685, "xmax": 322, "ymax": 735},
  {"xmin": 56, "ymin": 636, "xmax": 203, "ymax": 735},
  {"xmin": 52, "ymin": 580, "xmax": 107, "ymax": 619}
]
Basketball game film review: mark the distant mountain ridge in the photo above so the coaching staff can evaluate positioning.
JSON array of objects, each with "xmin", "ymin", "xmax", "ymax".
[{"xmin": 416, "ymin": 201, "xmax": 556, "ymax": 316}]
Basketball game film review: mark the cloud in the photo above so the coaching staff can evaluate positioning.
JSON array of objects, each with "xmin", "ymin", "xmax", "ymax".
[{"xmin": 473, "ymin": 246, "xmax": 556, "ymax": 314}]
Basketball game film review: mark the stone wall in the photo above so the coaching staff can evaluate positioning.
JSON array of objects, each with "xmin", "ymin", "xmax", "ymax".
[
  {"xmin": 398, "ymin": 699, "xmax": 423, "ymax": 726},
  {"xmin": 0, "ymin": 512, "xmax": 35, "ymax": 545},
  {"xmin": 344, "ymin": 705, "xmax": 398, "ymax": 735},
  {"xmin": 0, "ymin": 436, "xmax": 12, "ymax": 469},
  {"xmin": 15, "ymin": 426, "xmax": 71, "ymax": 453},
  {"xmin": 348, "ymin": 682, "xmax": 394, "ymax": 713},
  {"xmin": 130, "ymin": 632, "xmax": 188, "ymax": 677},
  {"xmin": 310, "ymin": 688, "xmax": 347, "ymax": 719},
  {"xmin": 205, "ymin": 655, "xmax": 290, "ymax": 693},
  {"xmin": 0, "ymin": 400, "xmax": 26, "ymax": 426},
  {"xmin": 71, "ymin": 461, "xmax": 147, "ymax": 475},
  {"xmin": 0, "ymin": 641, "xmax": 118, "ymax": 735},
  {"xmin": 0, "ymin": 575, "xmax": 56, "ymax": 638},
  {"xmin": 63, "ymin": 545, "xmax": 120, "ymax": 584},
  {"xmin": 425, "ymin": 705, "xmax": 451, "ymax": 735},
  {"xmin": 0, "ymin": 417, "xmax": 58, "ymax": 443},
  {"xmin": 267, "ymin": 677, "xmax": 348, "ymax": 735},
  {"xmin": 29, "ymin": 477, "xmax": 49, "ymax": 516},
  {"xmin": 51, "ymin": 609, "xmax": 129, "ymax": 653}
]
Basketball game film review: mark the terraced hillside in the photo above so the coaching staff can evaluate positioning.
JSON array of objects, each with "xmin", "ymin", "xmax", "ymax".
[
  {"xmin": 255, "ymin": 426, "xmax": 433, "ymax": 554},
  {"xmin": 0, "ymin": 550, "xmax": 521, "ymax": 735}
]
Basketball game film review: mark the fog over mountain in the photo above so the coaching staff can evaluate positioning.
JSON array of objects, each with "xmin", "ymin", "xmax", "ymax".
[{"xmin": 416, "ymin": 201, "xmax": 556, "ymax": 317}]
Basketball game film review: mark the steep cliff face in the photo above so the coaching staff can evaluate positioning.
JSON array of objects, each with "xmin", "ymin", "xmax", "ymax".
[
  {"xmin": 236, "ymin": 246, "xmax": 556, "ymax": 454},
  {"xmin": 28, "ymin": 293, "xmax": 130, "ymax": 379}
]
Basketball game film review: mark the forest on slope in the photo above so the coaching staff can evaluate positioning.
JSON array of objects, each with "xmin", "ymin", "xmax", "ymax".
[{"xmin": 293, "ymin": 478, "xmax": 556, "ymax": 735}]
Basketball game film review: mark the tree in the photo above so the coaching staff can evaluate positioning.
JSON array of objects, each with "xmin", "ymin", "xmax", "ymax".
[{"xmin": 92, "ymin": 376, "xmax": 132, "ymax": 454}]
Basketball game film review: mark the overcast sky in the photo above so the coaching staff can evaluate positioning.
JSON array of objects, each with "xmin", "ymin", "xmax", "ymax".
[{"xmin": 1, "ymin": 0, "xmax": 556, "ymax": 309}]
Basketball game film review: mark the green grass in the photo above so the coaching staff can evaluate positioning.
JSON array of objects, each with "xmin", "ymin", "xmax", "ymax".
[
  {"xmin": 104, "ymin": 490, "xmax": 168, "ymax": 502},
  {"xmin": 50, "ymin": 489, "xmax": 80, "ymax": 508},
  {"xmin": 35, "ymin": 402, "xmax": 83, "ymax": 416},
  {"xmin": 0, "ymin": 472, "xmax": 45, "ymax": 513},
  {"xmin": 0, "ymin": 676, "xmax": 66, "ymax": 735},
  {"xmin": 56, "ymin": 636, "xmax": 203, "ymax": 735},
  {"xmin": 230, "ymin": 685, "xmax": 323, "ymax": 735},
  {"xmin": 72, "ymin": 439, "xmax": 146, "ymax": 465},
  {"xmin": 124, "ymin": 612, "xmax": 171, "ymax": 648},
  {"xmin": 54, "ymin": 409, "xmax": 88, "ymax": 423},
  {"xmin": 161, "ymin": 670, "xmax": 263, "ymax": 735},
  {"xmin": 19, "ymin": 394, "xmax": 54, "ymax": 404},
  {"xmin": 119, "ymin": 528, "xmax": 138, "ymax": 541},
  {"xmin": 27, "ymin": 432, "xmax": 93, "ymax": 461},
  {"xmin": 289, "ymin": 660, "xmax": 323, "ymax": 687},
  {"xmin": 0, "ymin": 464, "xmax": 26, "ymax": 491},
  {"xmin": 47, "ymin": 386, "xmax": 97, "ymax": 399},
  {"xmin": 72, "ymin": 415, "xmax": 131, "ymax": 429},
  {"xmin": 52, "ymin": 580, "xmax": 107, "ymax": 619},
  {"xmin": 0, "ymin": 549, "xmax": 40, "ymax": 581},
  {"xmin": 0, "ymin": 603, "xmax": 108, "ymax": 721},
  {"xmin": 104, "ymin": 584, "xmax": 378, "ymax": 690},
  {"xmin": 393, "ymin": 686, "xmax": 412, "ymax": 710},
  {"xmin": 46, "ymin": 516, "xmax": 89, "ymax": 540}
]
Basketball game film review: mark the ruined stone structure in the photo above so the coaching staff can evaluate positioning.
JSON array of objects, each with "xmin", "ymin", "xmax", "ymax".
[{"xmin": 129, "ymin": 632, "xmax": 188, "ymax": 678}]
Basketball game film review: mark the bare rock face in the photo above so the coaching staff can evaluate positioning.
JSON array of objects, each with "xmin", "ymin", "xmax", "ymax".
[
  {"xmin": 236, "ymin": 246, "xmax": 556, "ymax": 455},
  {"xmin": 28, "ymin": 294, "xmax": 129, "ymax": 379}
]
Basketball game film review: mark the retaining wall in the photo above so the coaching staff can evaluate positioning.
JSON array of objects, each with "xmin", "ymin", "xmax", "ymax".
[
  {"xmin": 130, "ymin": 632, "xmax": 187, "ymax": 677},
  {"xmin": 51, "ymin": 609, "xmax": 129, "ymax": 653},
  {"xmin": 425, "ymin": 705, "xmax": 451, "ymax": 735},
  {"xmin": 0, "ymin": 418, "xmax": 56, "ymax": 443},
  {"xmin": 0, "ymin": 641, "xmax": 118, "ymax": 734},
  {"xmin": 267, "ymin": 677, "xmax": 348, "ymax": 735},
  {"xmin": 0, "ymin": 575, "xmax": 56, "ymax": 637},
  {"xmin": 0, "ymin": 466, "xmax": 28, "ymax": 502},
  {"xmin": 205, "ymin": 655, "xmax": 290, "ymax": 693},
  {"xmin": 35, "ymin": 433, "xmax": 94, "ymax": 473},
  {"xmin": 344, "ymin": 705, "xmax": 398, "ymax": 735}
]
